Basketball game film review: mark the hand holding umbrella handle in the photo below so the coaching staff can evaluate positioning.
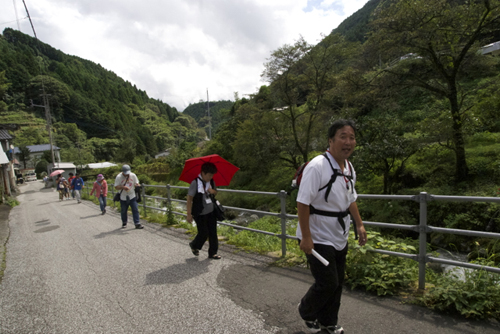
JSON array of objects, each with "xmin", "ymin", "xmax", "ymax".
[{"xmin": 311, "ymin": 249, "xmax": 329, "ymax": 266}]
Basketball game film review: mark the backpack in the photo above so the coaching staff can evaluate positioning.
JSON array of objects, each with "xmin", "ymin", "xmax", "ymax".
[{"xmin": 291, "ymin": 153, "xmax": 353, "ymax": 202}]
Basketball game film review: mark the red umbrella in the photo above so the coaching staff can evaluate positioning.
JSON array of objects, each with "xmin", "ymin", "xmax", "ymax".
[
  {"xmin": 49, "ymin": 169, "xmax": 64, "ymax": 177},
  {"xmin": 179, "ymin": 154, "xmax": 239, "ymax": 186}
]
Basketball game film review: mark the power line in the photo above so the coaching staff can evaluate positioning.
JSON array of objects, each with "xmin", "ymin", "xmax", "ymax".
[
  {"xmin": 21, "ymin": 0, "xmax": 37, "ymax": 39},
  {"xmin": 13, "ymin": 0, "xmax": 21, "ymax": 31},
  {"xmin": 0, "ymin": 17, "xmax": 27, "ymax": 27}
]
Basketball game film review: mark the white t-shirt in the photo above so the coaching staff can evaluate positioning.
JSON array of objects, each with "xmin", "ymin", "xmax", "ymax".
[
  {"xmin": 296, "ymin": 151, "xmax": 357, "ymax": 250},
  {"xmin": 114, "ymin": 172, "xmax": 139, "ymax": 201}
]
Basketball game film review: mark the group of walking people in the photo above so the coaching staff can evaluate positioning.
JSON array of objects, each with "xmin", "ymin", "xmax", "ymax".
[
  {"xmin": 53, "ymin": 165, "xmax": 143, "ymax": 228},
  {"xmin": 55, "ymin": 172, "xmax": 84, "ymax": 203}
]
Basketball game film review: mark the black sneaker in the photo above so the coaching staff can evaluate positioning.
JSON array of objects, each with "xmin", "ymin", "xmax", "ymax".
[
  {"xmin": 135, "ymin": 224, "xmax": 144, "ymax": 229},
  {"xmin": 189, "ymin": 242, "xmax": 199, "ymax": 256},
  {"xmin": 321, "ymin": 325, "xmax": 344, "ymax": 334},
  {"xmin": 122, "ymin": 224, "xmax": 127, "ymax": 228},
  {"xmin": 298, "ymin": 303, "xmax": 320, "ymax": 333},
  {"xmin": 304, "ymin": 320, "xmax": 321, "ymax": 333}
]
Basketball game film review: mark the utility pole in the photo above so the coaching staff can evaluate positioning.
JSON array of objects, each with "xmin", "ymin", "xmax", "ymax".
[
  {"xmin": 32, "ymin": 95, "xmax": 56, "ymax": 169},
  {"xmin": 42, "ymin": 94, "xmax": 56, "ymax": 168},
  {"xmin": 207, "ymin": 89, "xmax": 211, "ymax": 140}
]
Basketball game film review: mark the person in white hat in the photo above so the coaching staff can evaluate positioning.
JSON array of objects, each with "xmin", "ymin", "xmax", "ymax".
[{"xmin": 114, "ymin": 165, "xmax": 143, "ymax": 229}]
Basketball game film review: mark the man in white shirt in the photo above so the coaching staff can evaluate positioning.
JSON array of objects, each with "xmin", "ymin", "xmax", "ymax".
[
  {"xmin": 114, "ymin": 164, "xmax": 143, "ymax": 229},
  {"xmin": 297, "ymin": 119, "xmax": 367, "ymax": 334}
]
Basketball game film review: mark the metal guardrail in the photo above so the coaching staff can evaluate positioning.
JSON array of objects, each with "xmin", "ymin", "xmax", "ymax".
[{"xmin": 85, "ymin": 185, "xmax": 500, "ymax": 290}]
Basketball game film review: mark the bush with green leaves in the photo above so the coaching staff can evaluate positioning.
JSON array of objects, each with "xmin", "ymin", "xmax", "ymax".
[
  {"xmin": 417, "ymin": 258, "xmax": 500, "ymax": 319},
  {"xmin": 346, "ymin": 230, "xmax": 420, "ymax": 296},
  {"xmin": 5, "ymin": 196, "xmax": 19, "ymax": 207}
]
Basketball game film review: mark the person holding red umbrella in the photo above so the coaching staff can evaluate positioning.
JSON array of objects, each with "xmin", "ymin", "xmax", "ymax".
[{"xmin": 186, "ymin": 162, "xmax": 221, "ymax": 259}]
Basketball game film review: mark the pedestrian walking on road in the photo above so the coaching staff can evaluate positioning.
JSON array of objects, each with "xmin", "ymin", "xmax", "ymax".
[
  {"xmin": 114, "ymin": 165, "xmax": 143, "ymax": 229},
  {"xmin": 296, "ymin": 119, "xmax": 368, "ymax": 334},
  {"xmin": 90, "ymin": 174, "xmax": 108, "ymax": 214},
  {"xmin": 56, "ymin": 175, "xmax": 69, "ymax": 201},
  {"xmin": 71, "ymin": 172, "xmax": 85, "ymax": 203},
  {"xmin": 186, "ymin": 162, "xmax": 221, "ymax": 259},
  {"xmin": 67, "ymin": 172, "xmax": 76, "ymax": 200}
]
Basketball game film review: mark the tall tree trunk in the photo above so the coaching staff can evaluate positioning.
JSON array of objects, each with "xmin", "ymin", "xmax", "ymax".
[{"xmin": 449, "ymin": 91, "xmax": 469, "ymax": 182}]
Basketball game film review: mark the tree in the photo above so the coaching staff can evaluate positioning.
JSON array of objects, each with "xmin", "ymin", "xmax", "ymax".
[
  {"xmin": 262, "ymin": 37, "xmax": 311, "ymax": 166},
  {"xmin": 262, "ymin": 35, "xmax": 358, "ymax": 168},
  {"xmin": 356, "ymin": 115, "xmax": 425, "ymax": 194},
  {"xmin": 0, "ymin": 70, "xmax": 10, "ymax": 112},
  {"xmin": 27, "ymin": 75, "xmax": 71, "ymax": 121},
  {"xmin": 18, "ymin": 145, "xmax": 31, "ymax": 169},
  {"xmin": 369, "ymin": 0, "xmax": 500, "ymax": 182}
]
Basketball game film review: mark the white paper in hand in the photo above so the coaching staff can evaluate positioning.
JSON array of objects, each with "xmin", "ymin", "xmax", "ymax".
[{"xmin": 311, "ymin": 249, "xmax": 329, "ymax": 266}]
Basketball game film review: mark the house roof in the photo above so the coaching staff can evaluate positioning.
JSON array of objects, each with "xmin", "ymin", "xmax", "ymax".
[
  {"xmin": 86, "ymin": 162, "xmax": 118, "ymax": 169},
  {"xmin": 14, "ymin": 144, "xmax": 60, "ymax": 154},
  {"xmin": 0, "ymin": 130, "xmax": 13, "ymax": 141},
  {"xmin": 52, "ymin": 162, "xmax": 76, "ymax": 169}
]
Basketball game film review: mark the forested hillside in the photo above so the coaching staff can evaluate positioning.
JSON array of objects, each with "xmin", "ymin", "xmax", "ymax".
[
  {"xmin": 179, "ymin": 0, "xmax": 500, "ymax": 239},
  {"xmin": 0, "ymin": 27, "xmax": 204, "ymax": 166},
  {"xmin": 331, "ymin": 0, "xmax": 382, "ymax": 42},
  {"xmin": 182, "ymin": 100, "xmax": 233, "ymax": 136}
]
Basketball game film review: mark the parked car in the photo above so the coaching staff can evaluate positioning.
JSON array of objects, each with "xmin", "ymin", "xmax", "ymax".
[{"xmin": 23, "ymin": 170, "xmax": 37, "ymax": 182}]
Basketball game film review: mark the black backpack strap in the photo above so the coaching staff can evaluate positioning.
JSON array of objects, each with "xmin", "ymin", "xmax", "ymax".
[
  {"xmin": 310, "ymin": 205, "xmax": 350, "ymax": 235},
  {"xmin": 320, "ymin": 153, "xmax": 339, "ymax": 202}
]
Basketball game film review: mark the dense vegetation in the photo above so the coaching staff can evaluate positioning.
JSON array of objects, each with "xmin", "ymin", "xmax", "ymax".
[
  {"xmin": 183, "ymin": 100, "xmax": 233, "ymax": 137},
  {"xmin": 1, "ymin": 27, "xmax": 202, "ymax": 166}
]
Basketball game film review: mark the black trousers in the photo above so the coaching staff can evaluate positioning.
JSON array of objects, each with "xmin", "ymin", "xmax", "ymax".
[
  {"xmin": 191, "ymin": 211, "xmax": 218, "ymax": 257},
  {"xmin": 299, "ymin": 242, "xmax": 348, "ymax": 327}
]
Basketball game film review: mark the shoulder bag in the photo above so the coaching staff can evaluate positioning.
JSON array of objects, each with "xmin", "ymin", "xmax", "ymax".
[{"xmin": 113, "ymin": 175, "xmax": 130, "ymax": 202}]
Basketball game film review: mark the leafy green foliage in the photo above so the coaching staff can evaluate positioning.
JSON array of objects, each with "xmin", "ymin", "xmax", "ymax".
[
  {"xmin": 418, "ymin": 259, "xmax": 500, "ymax": 319},
  {"xmin": 182, "ymin": 100, "xmax": 233, "ymax": 135},
  {"xmin": 4, "ymin": 196, "xmax": 19, "ymax": 207},
  {"xmin": 346, "ymin": 231, "xmax": 419, "ymax": 296},
  {"xmin": 225, "ymin": 216, "xmax": 300, "ymax": 255}
]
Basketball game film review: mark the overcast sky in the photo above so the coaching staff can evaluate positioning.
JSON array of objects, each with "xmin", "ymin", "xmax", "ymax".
[{"xmin": 1, "ymin": 0, "xmax": 369, "ymax": 111}]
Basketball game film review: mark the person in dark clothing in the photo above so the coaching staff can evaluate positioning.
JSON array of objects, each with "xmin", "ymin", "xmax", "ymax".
[{"xmin": 186, "ymin": 162, "xmax": 221, "ymax": 259}]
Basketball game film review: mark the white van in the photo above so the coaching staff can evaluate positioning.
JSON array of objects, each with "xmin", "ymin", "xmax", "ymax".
[{"xmin": 24, "ymin": 171, "xmax": 37, "ymax": 182}]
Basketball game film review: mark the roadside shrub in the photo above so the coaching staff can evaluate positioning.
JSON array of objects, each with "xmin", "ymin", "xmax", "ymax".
[
  {"xmin": 226, "ymin": 216, "xmax": 300, "ymax": 256},
  {"xmin": 346, "ymin": 231, "xmax": 419, "ymax": 296},
  {"xmin": 5, "ymin": 196, "xmax": 19, "ymax": 207},
  {"xmin": 417, "ymin": 258, "xmax": 500, "ymax": 319}
]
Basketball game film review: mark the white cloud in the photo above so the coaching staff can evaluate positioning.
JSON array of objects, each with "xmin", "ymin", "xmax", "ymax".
[{"xmin": 0, "ymin": 0, "xmax": 370, "ymax": 111}]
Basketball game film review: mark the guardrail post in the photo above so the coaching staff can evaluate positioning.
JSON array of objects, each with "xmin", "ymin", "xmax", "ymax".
[
  {"xmin": 141, "ymin": 183, "xmax": 146, "ymax": 216},
  {"xmin": 111, "ymin": 188, "xmax": 116, "ymax": 208},
  {"xmin": 418, "ymin": 192, "xmax": 428, "ymax": 290},
  {"xmin": 167, "ymin": 184, "xmax": 171, "ymax": 205},
  {"xmin": 279, "ymin": 190, "xmax": 287, "ymax": 257}
]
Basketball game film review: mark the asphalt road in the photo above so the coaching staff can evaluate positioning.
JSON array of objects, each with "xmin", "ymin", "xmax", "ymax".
[{"xmin": 0, "ymin": 181, "xmax": 499, "ymax": 334}]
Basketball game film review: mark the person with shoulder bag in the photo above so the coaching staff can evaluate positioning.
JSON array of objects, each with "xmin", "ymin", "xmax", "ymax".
[
  {"xmin": 186, "ymin": 162, "xmax": 221, "ymax": 259},
  {"xmin": 56, "ymin": 175, "xmax": 68, "ymax": 202},
  {"xmin": 114, "ymin": 165, "xmax": 143, "ymax": 229}
]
